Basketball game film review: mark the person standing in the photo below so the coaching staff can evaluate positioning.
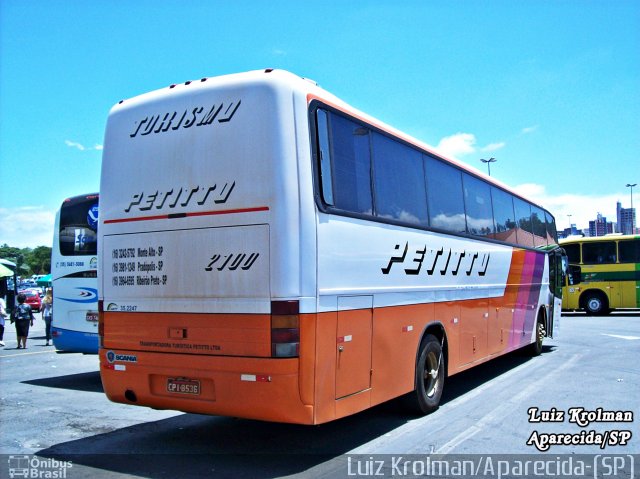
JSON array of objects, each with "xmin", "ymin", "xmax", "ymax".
[
  {"xmin": 12, "ymin": 293, "xmax": 34, "ymax": 349},
  {"xmin": 41, "ymin": 289, "xmax": 53, "ymax": 346},
  {"xmin": 0, "ymin": 296, "xmax": 7, "ymax": 347}
]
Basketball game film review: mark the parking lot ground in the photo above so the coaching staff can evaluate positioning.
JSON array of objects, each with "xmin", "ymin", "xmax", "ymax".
[{"xmin": 1, "ymin": 312, "xmax": 638, "ymax": 478}]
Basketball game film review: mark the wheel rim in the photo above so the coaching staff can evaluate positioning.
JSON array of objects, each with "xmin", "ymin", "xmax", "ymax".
[
  {"xmin": 587, "ymin": 297, "xmax": 601, "ymax": 313},
  {"xmin": 423, "ymin": 350, "xmax": 440, "ymax": 398}
]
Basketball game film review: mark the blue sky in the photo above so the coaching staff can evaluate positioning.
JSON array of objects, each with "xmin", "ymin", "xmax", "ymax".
[{"xmin": 1, "ymin": 0, "xmax": 639, "ymax": 248}]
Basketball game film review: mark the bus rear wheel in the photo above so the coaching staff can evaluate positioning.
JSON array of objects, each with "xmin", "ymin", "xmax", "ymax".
[
  {"xmin": 405, "ymin": 334, "xmax": 444, "ymax": 415},
  {"xmin": 527, "ymin": 314, "xmax": 545, "ymax": 356},
  {"xmin": 582, "ymin": 291, "xmax": 609, "ymax": 316}
]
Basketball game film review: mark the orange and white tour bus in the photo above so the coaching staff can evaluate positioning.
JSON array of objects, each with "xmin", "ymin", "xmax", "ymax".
[{"xmin": 98, "ymin": 69, "xmax": 565, "ymax": 424}]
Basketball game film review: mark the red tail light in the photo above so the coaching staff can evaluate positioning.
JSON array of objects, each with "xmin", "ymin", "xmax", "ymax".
[{"xmin": 271, "ymin": 300, "xmax": 299, "ymax": 358}]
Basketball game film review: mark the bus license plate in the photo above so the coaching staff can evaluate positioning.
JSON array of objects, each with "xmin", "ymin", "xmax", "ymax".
[
  {"xmin": 86, "ymin": 312, "xmax": 98, "ymax": 322},
  {"xmin": 167, "ymin": 378, "xmax": 201, "ymax": 395}
]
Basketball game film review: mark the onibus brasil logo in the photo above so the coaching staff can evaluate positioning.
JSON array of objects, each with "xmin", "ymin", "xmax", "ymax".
[{"xmin": 7, "ymin": 455, "xmax": 72, "ymax": 478}]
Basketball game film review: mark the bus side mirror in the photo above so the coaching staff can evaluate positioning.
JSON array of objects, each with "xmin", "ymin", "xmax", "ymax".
[{"xmin": 567, "ymin": 265, "xmax": 581, "ymax": 286}]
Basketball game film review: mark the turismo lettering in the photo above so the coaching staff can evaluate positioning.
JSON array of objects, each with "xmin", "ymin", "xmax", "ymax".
[{"xmin": 129, "ymin": 100, "xmax": 241, "ymax": 138}]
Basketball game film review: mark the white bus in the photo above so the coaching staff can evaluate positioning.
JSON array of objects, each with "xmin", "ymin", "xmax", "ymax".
[
  {"xmin": 51, "ymin": 193, "xmax": 99, "ymax": 353},
  {"xmin": 98, "ymin": 69, "xmax": 564, "ymax": 424}
]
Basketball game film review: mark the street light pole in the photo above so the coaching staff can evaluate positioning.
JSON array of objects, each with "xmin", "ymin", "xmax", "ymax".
[
  {"xmin": 480, "ymin": 157, "xmax": 496, "ymax": 176},
  {"xmin": 627, "ymin": 183, "xmax": 637, "ymax": 233}
]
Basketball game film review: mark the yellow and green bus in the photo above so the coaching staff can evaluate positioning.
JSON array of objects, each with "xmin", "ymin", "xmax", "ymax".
[{"xmin": 560, "ymin": 235, "xmax": 640, "ymax": 315}]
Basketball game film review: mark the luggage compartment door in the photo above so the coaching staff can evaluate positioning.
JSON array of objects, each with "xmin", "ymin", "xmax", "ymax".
[{"xmin": 335, "ymin": 295, "xmax": 373, "ymax": 399}]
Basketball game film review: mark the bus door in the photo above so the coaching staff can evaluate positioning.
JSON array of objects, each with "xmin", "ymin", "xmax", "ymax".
[
  {"xmin": 335, "ymin": 296, "xmax": 373, "ymax": 399},
  {"xmin": 547, "ymin": 249, "xmax": 565, "ymax": 337},
  {"xmin": 581, "ymin": 240, "xmax": 620, "ymax": 309}
]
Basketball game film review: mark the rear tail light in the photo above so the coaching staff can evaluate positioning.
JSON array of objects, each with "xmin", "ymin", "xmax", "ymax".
[
  {"xmin": 271, "ymin": 300, "xmax": 299, "ymax": 358},
  {"xmin": 98, "ymin": 300, "xmax": 104, "ymax": 348}
]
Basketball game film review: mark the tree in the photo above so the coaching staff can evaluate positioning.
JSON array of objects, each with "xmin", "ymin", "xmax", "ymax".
[
  {"xmin": 0, "ymin": 244, "xmax": 52, "ymax": 277},
  {"xmin": 27, "ymin": 246, "xmax": 52, "ymax": 275},
  {"xmin": 0, "ymin": 244, "xmax": 25, "ymax": 273}
]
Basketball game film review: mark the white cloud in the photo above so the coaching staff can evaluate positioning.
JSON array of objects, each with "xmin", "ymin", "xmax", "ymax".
[
  {"xmin": 65, "ymin": 140, "xmax": 86, "ymax": 151},
  {"xmin": 435, "ymin": 133, "xmax": 505, "ymax": 159},
  {"xmin": 435, "ymin": 132, "xmax": 477, "ymax": 159},
  {"xmin": 481, "ymin": 142, "xmax": 506, "ymax": 152},
  {"xmin": 512, "ymin": 183, "xmax": 626, "ymax": 232},
  {"xmin": 0, "ymin": 206, "xmax": 56, "ymax": 248},
  {"xmin": 521, "ymin": 125, "xmax": 538, "ymax": 134},
  {"xmin": 65, "ymin": 140, "xmax": 103, "ymax": 151}
]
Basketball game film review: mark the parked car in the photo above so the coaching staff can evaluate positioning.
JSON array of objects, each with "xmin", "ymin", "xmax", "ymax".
[
  {"xmin": 30, "ymin": 286, "xmax": 44, "ymax": 297},
  {"xmin": 19, "ymin": 281, "xmax": 37, "ymax": 291},
  {"xmin": 23, "ymin": 290, "xmax": 42, "ymax": 312}
]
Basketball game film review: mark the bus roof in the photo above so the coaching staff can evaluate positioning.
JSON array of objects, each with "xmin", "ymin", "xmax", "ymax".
[
  {"xmin": 560, "ymin": 234, "xmax": 640, "ymax": 244},
  {"xmin": 62, "ymin": 192, "xmax": 99, "ymax": 204}
]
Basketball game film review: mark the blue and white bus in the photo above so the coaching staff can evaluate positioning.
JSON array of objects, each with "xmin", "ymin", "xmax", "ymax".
[{"xmin": 51, "ymin": 193, "xmax": 99, "ymax": 353}]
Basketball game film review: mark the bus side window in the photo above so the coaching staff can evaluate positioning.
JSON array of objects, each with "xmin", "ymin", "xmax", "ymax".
[
  {"xmin": 563, "ymin": 244, "xmax": 580, "ymax": 264},
  {"xmin": 425, "ymin": 157, "xmax": 466, "ymax": 234},
  {"xmin": 619, "ymin": 240, "xmax": 640, "ymax": 263},
  {"xmin": 323, "ymin": 112, "xmax": 373, "ymax": 215},
  {"xmin": 317, "ymin": 109, "xmax": 334, "ymax": 206},
  {"xmin": 582, "ymin": 241, "xmax": 616, "ymax": 265}
]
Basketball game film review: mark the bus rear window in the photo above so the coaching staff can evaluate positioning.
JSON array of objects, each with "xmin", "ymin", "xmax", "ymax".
[{"xmin": 59, "ymin": 197, "xmax": 99, "ymax": 256}]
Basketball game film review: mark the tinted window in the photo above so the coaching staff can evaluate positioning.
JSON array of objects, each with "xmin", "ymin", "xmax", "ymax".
[
  {"xmin": 563, "ymin": 243, "xmax": 580, "ymax": 264},
  {"xmin": 618, "ymin": 240, "xmax": 640, "ymax": 263},
  {"xmin": 316, "ymin": 109, "xmax": 334, "ymax": 205},
  {"xmin": 328, "ymin": 112, "xmax": 373, "ymax": 215},
  {"xmin": 372, "ymin": 132, "xmax": 428, "ymax": 226},
  {"xmin": 514, "ymin": 198, "xmax": 534, "ymax": 247},
  {"xmin": 463, "ymin": 173, "xmax": 494, "ymax": 236},
  {"xmin": 531, "ymin": 205, "xmax": 547, "ymax": 247},
  {"xmin": 545, "ymin": 211, "xmax": 558, "ymax": 245},
  {"xmin": 491, "ymin": 187, "xmax": 517, "ymax": 243},
  {"xmin": 59, "ymin": 195, "xmax": 99, "ymax": 256},
  {"xmin": 426, "ymin": 157, "xmax": 465, "ymax": 233},
  {"xmin": 582, "ymin": 241, "xmax": 617, "ymax": 264}
]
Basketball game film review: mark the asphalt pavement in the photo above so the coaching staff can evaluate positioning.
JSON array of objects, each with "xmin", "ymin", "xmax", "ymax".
[{"xmin": 1, "ymin": 311, "xmax": 638, "ymax": 478}]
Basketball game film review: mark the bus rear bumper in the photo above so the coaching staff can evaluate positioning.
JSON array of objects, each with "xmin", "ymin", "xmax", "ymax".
[
  {"xmin": 99, "ymin": 348, "xmax": 315, "ymax": 424},
  {"xmin": 52, "ymin": 328, "xmax": 99, "ymax": 354}
]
